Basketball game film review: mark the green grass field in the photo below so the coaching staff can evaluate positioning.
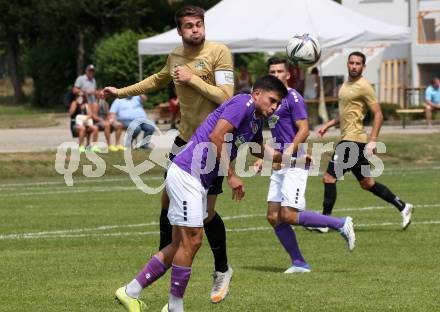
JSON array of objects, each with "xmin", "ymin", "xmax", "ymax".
[{"xmin": 1, "ymin": 159, "xmax": 439, "ymax": 311}]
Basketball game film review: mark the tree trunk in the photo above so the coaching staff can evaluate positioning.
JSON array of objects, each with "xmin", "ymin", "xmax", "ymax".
[
  {"xmin": 76, "ymin": 30, "xmax": 85, "ymax": 76},
  {"xmin": 6, "ymin": 34, "xmax": 25, "ymax": 104}
]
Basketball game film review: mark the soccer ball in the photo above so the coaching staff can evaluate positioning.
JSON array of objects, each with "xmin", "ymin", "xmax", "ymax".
[{"xmin": 286, "ymin": 34, "xmax": 321, "ymax": 68}]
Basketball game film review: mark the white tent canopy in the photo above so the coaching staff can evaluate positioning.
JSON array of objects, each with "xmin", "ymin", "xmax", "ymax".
[{"xmin": 138, "ymin": 0, "xmax": 410, "ymax": 55}]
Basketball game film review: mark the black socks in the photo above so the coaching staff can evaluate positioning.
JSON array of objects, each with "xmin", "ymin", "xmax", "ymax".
[
  {"xmin": 159, "ymin": 208, "xmax": 172, "ymax": 250},
  {"xmin": 159, "ymin": 210, "xmax": 228, "ymax": 273},
  {"xmin": 323, "ymin": 183, "xmax": 337, "ymax": 215},
  {"xmin": 368, "ymin": 182, "xmax": 406, "ymax": 211},
  {"xmin": 204, "ymin": 213, "xmax": 229, "ymax": 273}
]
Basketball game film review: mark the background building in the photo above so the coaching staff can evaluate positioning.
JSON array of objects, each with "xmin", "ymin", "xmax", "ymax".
[{"xmin": 322, "ymin": 0, "xmax": 440, "ymax": 106}]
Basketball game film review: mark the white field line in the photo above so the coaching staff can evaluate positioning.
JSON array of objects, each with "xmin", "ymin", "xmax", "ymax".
[
  {"xmin": 1, "ymin": 204, "xmax": 439, "ymax": 241},
  {"xmin": 1, "ymin": 221, "xmax": 440, "ymax": 241},
  {"xmin": 0, "ymin": 186, "xmax": 142, "ymax": 197},
  {"xmin": 0, "ymin": 176, "xmax": 163, "ymax": 191},
  {"xmin": 0, "ymin": 165, "xmax": 439, "ymax": 191}
]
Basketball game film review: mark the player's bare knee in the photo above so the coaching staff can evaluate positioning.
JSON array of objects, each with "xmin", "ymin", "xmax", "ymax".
[
  {"xmin": 266, "ymin": 210, "xmax": 278, "ymax": 227},
  {"xmin": 188, "ymin": 232, "xmax": 203, "ymax": 251},
  {"xmin": 323, "ymin": 175, "xmax": 336, "ymax": 184},
  {"xmin": 359, "ymin": 178, "xmax": 374, "ymax": 190},
  {"xmin": 182, "ymin": 228, "xmax": 203, "ymax": 251},
  {"xmin": 278, "ymin": 207, "xmax": 298, "ymax": 224}
]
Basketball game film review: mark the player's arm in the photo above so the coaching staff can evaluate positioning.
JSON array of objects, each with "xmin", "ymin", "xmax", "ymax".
[
  {"xmin": 209, "ymin": 118, "xmax": 244, "ymax": 202},
  {"xmin": 209, "ymin": 118, "xmax": 234, "ymax": 161},
  {"xmin": 117, "ymin": 67, "xmax": 171, "ymax": 98},
  {"xmin": 103, "ymin": 59, "xmax": 172, "ymax": 98},
  {"xmin": 175, "ymin": 46, "xmax": 234, "ymax": 104},
  {"xmin": 362, "ymin": 84, "xmax": 382, "ymax": 153},
  {"xmin": 317, "ymin": 117, "xmax": 339, "ymax": 137},
  {"xmin": 251, "ymin": 143, "xmax": 283, "ymax": 163},
  {"xmin": 186, "ymin": 72, "xmax": 234, "ymax": 104},
  {"xmin": 367, "ymin": 102, "xmax": 383, "ymax": 154},
  {"xmin": 283, "ymin": 119, "xmax": 310, "ymax": 157}
]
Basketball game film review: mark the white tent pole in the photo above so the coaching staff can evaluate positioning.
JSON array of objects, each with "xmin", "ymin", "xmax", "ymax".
[
  {"xmin": 317, "ymin": 61, "xmax": 329, "ymax": 124},
  {"xmin": 409, "ymin": 0, "xmax": 418, "ymax": 89},
  {"xmin": 138, "ymin": 54, "xmax": 143, "ymax": 81}
]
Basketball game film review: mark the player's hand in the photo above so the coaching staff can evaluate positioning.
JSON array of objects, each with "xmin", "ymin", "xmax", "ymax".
[
  {"xmin": 253, "ymin": 159, "xmax": 263, "ymax": 173},
  {"xmin": 366, "ymin": 141, "xmax": 377, "ymax": 156},
  {"xmin": 316, "ymin": 126, "xmax": 327, "ymax": 138},
  {"xmin": 297, "ymin": 154, "xmax": 314, "ymax": 168},
  {"xmin": 173, "ymin": 66, "xmax": 192, "ymax": 85},
  {"xmin": 227, "ymin": 174, "xmax": 245, "ymax": 202},
  {"xmin": 272, "ymin": 162, "xmax": 282, "ymax": 170},
  {"xmin": 102, "ymin": 87, "xmax": 118, "ymax": 98}
]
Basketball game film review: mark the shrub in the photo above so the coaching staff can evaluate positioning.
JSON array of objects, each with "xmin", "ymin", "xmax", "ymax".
[{"xmin": 93, "ymin": 30, "xmax": 168, "ymax": 108}]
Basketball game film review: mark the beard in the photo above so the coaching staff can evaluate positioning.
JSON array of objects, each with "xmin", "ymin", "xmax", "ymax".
[
  {"xmin": 349, "ymin": 70, "xmax": 362, "ymax": 79},
  {"xmin": 182, "ymin": 35, "xmax": 205, "ymax": 47}
]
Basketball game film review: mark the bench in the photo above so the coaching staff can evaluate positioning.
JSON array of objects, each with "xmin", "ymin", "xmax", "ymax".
[{"xmin": 396, "ymin": 108, "xmax": 425, "ymax": 128}]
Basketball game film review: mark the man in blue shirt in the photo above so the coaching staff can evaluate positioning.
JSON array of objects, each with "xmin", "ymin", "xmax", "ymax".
[
  {"xmin": 109, "ymin": 95, "xmax": 155, "ymax": 149},
  {"xmin": 425, "ymin": 77, "xmax": 440, "ymax": 128}
]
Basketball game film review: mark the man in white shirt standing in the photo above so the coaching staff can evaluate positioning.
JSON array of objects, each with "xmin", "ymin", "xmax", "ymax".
[{"xmin": 73, "ymin": 64, "xmax": 97, "ymax": 105}]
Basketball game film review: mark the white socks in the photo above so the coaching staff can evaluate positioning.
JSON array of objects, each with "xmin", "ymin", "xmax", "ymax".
[
  {"xmin": 125, "ymin": 279, "xmax": 142, "ymax": 299},
  {"xmin": 168, "ymin": 293, "xmax": 184, "ymax": 312}
]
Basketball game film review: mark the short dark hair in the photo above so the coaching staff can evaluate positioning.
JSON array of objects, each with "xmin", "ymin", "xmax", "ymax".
[
  {"xmin": 348, "ymin": 51, "xmax": 366, "ymax": 65},
  {"xmin": 431, "ymin": 77, "xmax": 440, "ymax": 85},
  {"xmin": 174, "ymin": 5, "xmax": 205, "ymax": 29},
  {"xmin": 253, "ymin": 74, "xmax": 288, "ymax": 99},
  {"xmin": 267, "ymin": 57, "xmax": 289, "ymax": 70}
]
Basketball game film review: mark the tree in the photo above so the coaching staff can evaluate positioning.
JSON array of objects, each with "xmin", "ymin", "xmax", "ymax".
[
  {"xmin": 0, "ymin": 0, "xmax": 33, "ymax": 103},
  {"xmin": 93, "ymin": 30, "xmax": 168, "ymax": 108}
]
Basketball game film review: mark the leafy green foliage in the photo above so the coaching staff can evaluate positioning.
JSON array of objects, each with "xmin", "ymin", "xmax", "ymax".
[
  {"xmin": 93, "ymin": 30, "xmax": 168, "ymax": 108},
  {"xmin": 235, "ymin": 53, "xmax": 267, "ymax": 81}
]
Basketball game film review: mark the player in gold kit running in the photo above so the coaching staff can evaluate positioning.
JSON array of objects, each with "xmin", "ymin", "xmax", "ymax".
[{"xmin": 312, "ymin": 51, "xmax": 413, "ymax": 233}]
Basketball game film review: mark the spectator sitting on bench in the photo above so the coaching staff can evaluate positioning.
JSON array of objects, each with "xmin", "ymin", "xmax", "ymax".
[
  {"xmin": 109, "ymin": 95, "xmax": 155, "ymax": 149},
  {"xmin": 69, "ymin": 92, "xmax": 99, "ymax": 153},
  {"xmin": 425, "ymin": 77, "xmax": 440, "ymax": 128},
  {"xmin": 92, "ymin": 90, "xmax": 124, "ymax": 152}
]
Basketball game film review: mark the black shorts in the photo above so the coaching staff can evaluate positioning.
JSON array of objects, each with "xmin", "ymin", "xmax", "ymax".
[
  {"xmin": 166, "ymin": 136, "xmax": 224, "ymax": 195},
  {"xmin": 326, "ymin": 140, "xmax": 371, "ymax": 181}
]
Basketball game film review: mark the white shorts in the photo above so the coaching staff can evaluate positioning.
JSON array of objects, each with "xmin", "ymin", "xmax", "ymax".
[
  {"xmin": 166, "ymin": 163, "xmax": 208, "ymax": 227},
  {"xmin": 267, "ymin": 167, "xmax": 308, "ymax": 210}
]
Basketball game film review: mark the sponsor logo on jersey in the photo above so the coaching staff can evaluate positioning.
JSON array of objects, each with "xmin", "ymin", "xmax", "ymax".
[
  {"xmin": 235, "ymin": 135, "xmax": 246, "ymax": 147},
  {"xmin": 251, "ymin": 121, "xmax": 259, "ymax": 134},
  {"xmin": 195, "ymin": 59, "xmax": 205, "ymax": 70},
  {"xmin": 268, "ymin": 115, "xmax": 280, "ymax": 129}
]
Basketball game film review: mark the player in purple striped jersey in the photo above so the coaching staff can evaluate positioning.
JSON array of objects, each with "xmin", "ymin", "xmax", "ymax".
[
  {"xmin": 115, "ymin": 75, "xmax": 287, "ymax": 312},
  {"xmin": 254, "ymin": 57, "xmax": 356, "ymax": 273}
]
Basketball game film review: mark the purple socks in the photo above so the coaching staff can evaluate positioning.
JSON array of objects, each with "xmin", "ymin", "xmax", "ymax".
[
  {"xmin": 170, "ymin": 264, "xmax": 192, "ymax": 298},
  {"xmin": 135, "ymin": 255, "xmax": 167, "ymax": 288},
  {"xmin": 274, "ymin": 223, "xmax": 306, "ymax": 266},
  {"xmin": 298, "ymin": 211, "xmax": 344, "ymax": 229}
]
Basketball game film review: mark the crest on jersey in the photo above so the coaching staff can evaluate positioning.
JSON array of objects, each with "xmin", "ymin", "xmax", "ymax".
[
  {"xmin": 251, "ymin": 120, "xmax": 259, "ymax": 134},
  {"xmin": 267, "ymin": 115, "xmax": 280, "ymax": 129},
  {"xmin": 234, "ymin": 135, "xmax": 246, "ymax": 147},
  {"xmin": 195, "ymin": 59, "xmax": 205, "ymax": 70}
]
